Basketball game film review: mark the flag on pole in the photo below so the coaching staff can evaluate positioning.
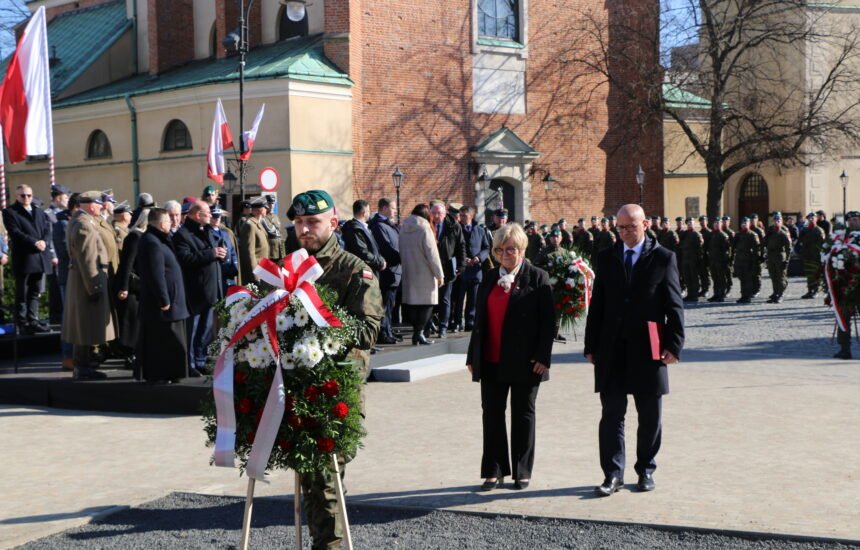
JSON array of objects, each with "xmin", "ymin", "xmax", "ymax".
[
  {"xmin": 0, "ymin": 6, "xmax": 54, "ymax": 165},
  {"xmin": 0, "ymin": 116, "xmax": 6, "ymax": 210},
  {"xmin": 239, "ymin": 104, "xmax": 265, "ymax": 161},
  {"xmin": 207, "ymin": 98, "xmax": 234, "ymax": 183}
]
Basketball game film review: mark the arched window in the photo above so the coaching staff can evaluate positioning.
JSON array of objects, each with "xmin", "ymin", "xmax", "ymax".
[
  {"xmin": 86, "ymin": 130, "xmax": 112, "ymax": 159},
  {"xmin": 278, "ymin": 5, "xmax": 309, "ymax": 41},
  {"xmin": 163, "ymin": 119, "xmax": 192, "ymax": 152},
  {"xmin": 738, "ymin": 172, "xmax": 770, "ymax": 222},
  {"xmin": 740, "ymin": 173, "xmax": 768, "ymax": 199},
  {"xmin": 478, "ymin": 0, "xmax": 519, "ymax": 41}
]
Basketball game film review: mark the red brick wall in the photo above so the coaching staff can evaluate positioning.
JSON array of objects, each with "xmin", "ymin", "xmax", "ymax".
[
  {"xmin": 353, "ymin": 0, "xmax": 664, "ymax": 223},
  {"xmin": 148, "ymin": 0, "xmax": 194, "ymax": 74}
]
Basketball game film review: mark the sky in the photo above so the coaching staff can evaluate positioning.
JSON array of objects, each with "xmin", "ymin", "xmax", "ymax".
[{"xmin": 0, "ymin": 0, "xmax": 28, "ymax": 61}]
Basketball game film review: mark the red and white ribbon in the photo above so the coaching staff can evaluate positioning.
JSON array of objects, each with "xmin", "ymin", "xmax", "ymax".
[
  {"xmin": 212, "ymin": 250, "xmax": 342, "ymax": 480},
  {"xmin": 823, "ymin": 232, "xmax": 860, "ymax": 332},
  {"xmin": 571, "ymin": 256, "xmax": 595, "ymax": 313}
]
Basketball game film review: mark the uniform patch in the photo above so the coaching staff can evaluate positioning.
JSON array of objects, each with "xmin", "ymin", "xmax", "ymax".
[
  {"xmin": 361, "ymin": 269, "xmax": 373, "ymax": 279},
  {"xmin": 316, "ymin": 199, "xmax": 328, "ymax": 210}
]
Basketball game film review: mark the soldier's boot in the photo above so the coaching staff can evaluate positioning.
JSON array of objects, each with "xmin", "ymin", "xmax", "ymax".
[
  {"xmin": 835, "ymin": 326, "xmax": 852, "ymax": 359},
  {"xmin": 301, "ymin": 462, "xmax": 346, "ymax": 550}
]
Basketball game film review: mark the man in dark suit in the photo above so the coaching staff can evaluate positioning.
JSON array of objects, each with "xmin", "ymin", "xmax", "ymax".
[
  {"xmin": 429, "ymin": 202, "xmax": 465, "ymax": 338},
  {"xmin": 342, "ymin": 200, "xmax": 386, "ymax": 275},
  {"xmin": 452, "ymin": 205, "xmax": 490, "ymax": 332},
  {"xmin": 584, "ymin": 204, "xmax": 684, "ymax": 496},
  {"xmin": 368, "ymin": 198, "xmax": 402, "ymax": 345},
  {"xmin": 2, "ymin": 185, "xmax": 57, "ymax": 332}
]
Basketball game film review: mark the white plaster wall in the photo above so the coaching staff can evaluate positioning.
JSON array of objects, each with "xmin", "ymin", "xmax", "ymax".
[{"xmin": 193, "ymin": 0, "xmax": 216, "ymax": 60}]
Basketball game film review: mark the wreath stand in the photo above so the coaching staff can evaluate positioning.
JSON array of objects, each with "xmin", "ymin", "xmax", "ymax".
[{"xmin": 239, "ymin": 456, "xmax": 353, "ymax": 550}]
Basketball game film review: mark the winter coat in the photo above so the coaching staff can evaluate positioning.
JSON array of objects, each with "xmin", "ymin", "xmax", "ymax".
[
  {"xmin": 399, "ymin": 215, "xmax": 444, "ymax": 305},
  {"xmin": 172, "ymin": 218, "xmax": 224, "ymax": 315},
  {"xmin": 137, "ymin": 229, "xmax": 189, "ymax": 322},
  {"xmin": 368, "ymin": 213, "xmax": 402, "ymax": 289},
  {"xmin": 2, "ymin": 202, "xmax": 54, "ymax": 276}
]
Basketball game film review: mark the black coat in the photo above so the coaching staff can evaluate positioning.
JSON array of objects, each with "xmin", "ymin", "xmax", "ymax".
[
  {"xmin": 584, "ymin": 237, "xmax": 685, "ymax": 396},
  {"xmin": 368, "ymin": 213, "xmax": 402, "ymax": 289},
  {"xmin": 342, "ymin": 218, "xmax": 385, "ymax": 273},
  {"xmin": 172, "ymin": 218, "xmax": 223, "ymax": 315},
  {"xmin": 116, "ymin": 229, "xmax": 143, "ymax": 348},
  {"xmin": 460, "ymin": 223, "xmax": 490, "ymax": 283},
  {"xmin": 2, "ymin": 202, "xmax": 54, "ymax": 275},
  {"xmin": 466, "ymin": 261, "xmax": 556, "ymax": 384},
  {"xmin": 53, "ymin": 210, "xmax": 71, "ymax": 284},
  {"xmin": 434, "ymin": 215, "xmax": 466, "ymax": 283},
  {"xmin": 136, "ymin": 229, "xmax": 189, "ymax": 322}
]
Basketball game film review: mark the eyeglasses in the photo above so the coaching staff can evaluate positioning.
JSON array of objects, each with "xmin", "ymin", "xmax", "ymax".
[
  {"xmin": 19, "ymin": 194, "xmax": 32, "ymax": 198},
  {"xmin": 617, "ymin": 224, "xmax": 640, "ymax": 231},
  {"xmin": 493, "ymin": 247, "xmax": 520, "ymax": 256}
]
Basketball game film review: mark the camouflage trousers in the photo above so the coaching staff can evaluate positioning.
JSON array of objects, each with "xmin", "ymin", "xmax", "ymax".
[
  {"xmin": 766, "ymin": 258, "xmax": 788, "ymax": 297},
  {"xmin": 698, "ymin": 261, "xmax": 710, "ymax": 294},
  {"xmin": 734, "ymin": 264, "xmax": 756, "ymax": 299},
  {"xmin": 682, "ymin": 263, "xmax": 699, "ymax": 298},
  {"xmin": 301, "ymin": 454, "xmax": 348, "ymax": 550},
  {"xmin": 709, "ymin": 262, "xmax": 728, "ymax": 298},
  {"xmin": 803, "ymin": 257, "xmax": 822, "ymax": 292}
]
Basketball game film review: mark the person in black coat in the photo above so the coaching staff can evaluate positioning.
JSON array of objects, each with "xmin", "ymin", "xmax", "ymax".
[
  {"xmin": 466, "ymin": 223, "xmax": 555, "ymax": 491},
  {"xmin": 2, "ymin": 185, "xmax": 57, "ymax": 332},
  {"xmin": 136, "ymin": 208, "xmax": 190, "ymax": 384},
  {"xmin": 584, "ymin": 204, "xmax": 685, "ymax": 497},
  {"xmin": 116, "ymin": 214, "xmax": 148, "ymax": 378},
  {"xmin": 369, "ymin": 198, "xmax": 402, "ymax": 344},
  {"xmin": 452, "ymin": 205, "xmax": 490, "ymax": 331},
  {"xmin": 429, "ymin": 202, "xmax": 465, "ymax": 338},
  {"xmin": 172, "ymin": 201, "xmax": 226, "ymax": 375},
  {"xmin": 342, "ymin": 199, "xmax": 386, "ymax": 273}
]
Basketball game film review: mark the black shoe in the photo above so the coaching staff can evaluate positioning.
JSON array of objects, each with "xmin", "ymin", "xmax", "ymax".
[
  {"xmin": 413, "ymin": 334, "xmax": 434, "ymax": 346},
  {"xmin": 707, "ymin": 296, "xmax": 718, "ymax": 303},
  {"xmin": 595, "ymin": 477, "xmax": 624, "ymax": 497},
  {"xmin": 637, "ymin": 473, "xmax": 655, "ymax": 492},
  {"xmin": 73, "ymin": 367, "xmax": 107, "ymax": 380},
  {"xmin": 464, "ymin": 325, "xmax": 473, "ymax": 332},
  {"xmin": 480, "ymin": 478, "xmax": 501, "ymax": 491},
  {"xmin": 683, "ymin": 297, "xmax": 698, "ymax": 303},
  {"xmin": 394, "ymin": 334, "xmax": 404, "ymax": 342},
  {"xmin": 377, "ymin": 335, "xmax": 398, "ymax": 345},
  {"xmin": 437, "ymin": 330, "xmax": 448, "ymax": 339},
  {"xmin": 833, "ymin": 349, "xmax": 852, "ymax": 359},
  {"xmin": 772, "ymin": 296, "xmax": 783, "ymax": 304},
  {"xmin": 29, "ymin": 322, "xmax": 50, "ymax": 333},
  {"xmin": 513, "ymin": 479, "xmax": 530, "ymax": 490},
  {"xmin": 188, "ymin": 368, "xmax": 202, "ymax": 378},
  {"xmin": 736, "ymin": 297, "xmax": 752, "ymax": 304},
  {"xmin": 698, "ymin": 290, "xmax": 708, "ymax": 297},
  {"xmin": 801, "ymin": 291, "xmax": 817, "ymax": 299},
  {"xmin": 554, "ymin": 334, "xmax": 567, "ymax": 343},
  {"xmin": 752, "ymin": 291, "xmax": 760, "ymax": 298}
]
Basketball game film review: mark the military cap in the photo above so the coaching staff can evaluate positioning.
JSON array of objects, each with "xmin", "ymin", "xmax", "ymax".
[
  {"xmin": 772, "ymin": 211, "xmax": 782, "ymax": 220},
  {"xmin": 806, "ymin": 212, "xmax": 816, "ymax": 219},
  {"xmin": 241, "ymin": 200, "xmax": 252, "ymax": 209},
  {"xmin": 661, "ymin": 216, "xmax": 669, "ymax": 223},
  {"xmin": 675, "ymin": 216, "xmax": 683, "ymax": 222},
  {"xmin": 549, "ymin": 229, "xmax": 561, "ymax": 238},
  {"xmin": 265, "ymin": 194, "xmax": 277, "ymax": 204},
  {"xmin": 685, "ymin": 217, "xmax": 693, "ymax": 223},
  {"xmin": 250, "ymin": 196, "xmax": 269, "ymax": 209},
  {"xmin": 495, "ymin": 208, "xmax": 509, "ymax": 218},
  {"xmin": 651, "ymin": 216, "xmax": 660, "ymax": 222},
  {"xmin": 101, "ymin": 189, "xmax": 116, "ymax": 204},
  {"xmin": 540, "ymin": 224, "xmax": 549, "ymax": 230},
  {"xmin": 525, "ymin": 221, "xmax": 536, "ymax": 230},
  {"xmin": 202, "ymin": 185, "xmax": 218, "ymax": 197},
  {"xmin": 847, "ymin": 211, "xmax": 860, "ymax": 219},
  {"xmin": 558, "ymin": 218, "xmax": 566, "ymax": 224},
  {"xmin": 577, "ymin": 218, "xmax": 585, "ymax": 223},
  {"xmin": 721, "ymin": 215, "xmax": 731, "ymax": 221},
  {"xmin": 591, "ymin": 216, "xmax": 598, "ymax": 221},
  {"xmin": 750, "ymin": 213, "xmax": 759, "ymax": 219},
  {"xmin": 287, "ymin": 189, "xmax": 335, "ymax": 220},
  {"xmin": 740, "ymin": 216, "xmax": 750, "ymax": 223},
  {"xmin": 78, "ymin": 190, "xmax": 104, "ymax": 205},
  {"xmin": 601, "ymin": 217, "xmax": 609, "ymax": 223},
  {"xmin": 608, "ymin": 215, "xmax": 617, "ymax": 221},
  {"xmin": 138, "ymin": 192, "xmax": 155, "ymax": 208},
  {"xmin": 698, "ymin": 215, "xmax": 708, "ymax": 222},
  {"xmin": 50, "ymin": 184, "xmax": 71, "ymax": 196},
  {"xmin": 211, "ymin": 205, "xmax": 223, "ymax": 217},
  {"xmin": 113, "ymin": 200, "xmax": 131, "ymax": 214},
  {"xmin": 181, "ymin": 201, "xmax": 193, "ymax": 215}
]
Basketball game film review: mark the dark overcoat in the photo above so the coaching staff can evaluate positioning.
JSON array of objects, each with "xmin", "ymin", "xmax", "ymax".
[
  {"xmin": 342, "ymin": 218, "xmax": 385, "ymax": 272},
  {"xmin": 172, "ymin": 218, "xmax": 223, "ymax": 315},
  {"xmin": 136, "ymin": 229, "xmax": 189, "ymax": 322},
  {"xmin": 2, "ymin": 202, "xmax": 53, "ymax": 275},
  {"xmin": 584, "ymin": 237, "xmax": 685, "ymax": 396},
  {"xmin": 466, "ymin": 261, "xmax": 555, "ymax": 384},
  {"xmin": 368, "ymin": 213, "xmax": 402, "ymax": 289}
]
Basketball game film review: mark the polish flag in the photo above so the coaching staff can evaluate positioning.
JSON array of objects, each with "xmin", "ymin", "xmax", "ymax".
[
  {"xmin": 207, "ymin": 98, "xmax": 234, "ymax": 183},
  {"xmin": 0, "ymin": 6, "xmax": 54, "ymax": 164},
  {"xmin": 239, "ymin": 104, "xmax": 265, "ymax": 161}
]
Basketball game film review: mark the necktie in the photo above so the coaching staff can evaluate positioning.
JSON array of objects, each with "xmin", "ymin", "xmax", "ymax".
[
  {"xmin": 436, "ymin": 224, "xmax": 442, "ymax": 240},
  {"xmin": 624, "ymin": 249, "xmax": 634, "ymax": 282}
]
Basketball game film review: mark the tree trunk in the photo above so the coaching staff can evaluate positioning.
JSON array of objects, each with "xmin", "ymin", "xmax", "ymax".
[{"xmin": 706, "ymin": 161, "xmax": 725, "ymax": 219}]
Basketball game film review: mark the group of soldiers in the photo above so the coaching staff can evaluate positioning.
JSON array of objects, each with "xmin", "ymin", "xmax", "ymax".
[{"xmin": 520, "ymin": 210, "xmax": 831, "ymax": 305}]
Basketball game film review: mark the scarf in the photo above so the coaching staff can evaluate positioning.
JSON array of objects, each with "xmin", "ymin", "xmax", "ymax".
[{"xmin": 497, "ymin": 260, "xmax": 523, "ymax": 293}]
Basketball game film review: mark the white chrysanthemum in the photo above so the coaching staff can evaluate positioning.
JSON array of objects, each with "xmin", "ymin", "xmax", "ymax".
[
  {"xmin": 303, "ymin": 336, "xmax": 321, "ymax": 349},
  {"xmin": 295, "ymin": 309, "xmax": 309, "ymax": 327},
  {"xmin": 280, "ymin": 353, "xmax": 296, "ymax": 370},
  {"xmin": 247, "ymin": 351, "xmax": 265, "ymax": 369},
  {"xmin": 276, "ymin": 314, "xmax": 294, "ymax": 332},
  {"xmin": 306, "ymin": 345, "xmax": 324, "ymax": 367},
  {"xmin": 565, "ymin": 277, "xmax": 577, "ymax": 288},
  {"xmin": 323, "ymin": 339, "xmax": 341, "ymax": 355},
  {"xmin": 549, "ymin": 277, "xmax": 558, "ymax": 285},
  {"xmin": 236, "ymin": 348, "xmax": 248, "ymax": 363},
  {"xmin": 292, "ymin": 343, "xmax": 309, "ymax": 360}
]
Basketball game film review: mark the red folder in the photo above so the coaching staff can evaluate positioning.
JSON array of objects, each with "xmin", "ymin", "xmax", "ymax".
[{"xmin": 647, "ymin": 322, "xmax": 663, "ymax": 361}]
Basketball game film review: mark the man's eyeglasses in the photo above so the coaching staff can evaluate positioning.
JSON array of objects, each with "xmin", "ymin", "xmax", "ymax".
[
  {"xmin": 493, "ymin": 247, "xmax": 519, "ymax": 256},
  {"xmin": 18, "ymin": 194, "xmax": 32, "ymax": 198}
]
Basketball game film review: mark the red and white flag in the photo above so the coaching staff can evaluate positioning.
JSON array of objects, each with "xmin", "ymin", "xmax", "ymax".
[
  {"xmin": 0, "ymin": 6, "xmax": 54, "ymax": 164},
  {"xmin": 207, "ymin": 98, "xmax": 234, "ymax": 183},
  {"xmin": 239, "ymin": 104, "xmax": 265, "ymax": 161}
]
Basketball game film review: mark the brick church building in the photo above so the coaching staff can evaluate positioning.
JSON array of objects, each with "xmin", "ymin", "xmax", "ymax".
[{"xmin": 6, "ymin": 0, "xmax": 663, "ymax": 223}]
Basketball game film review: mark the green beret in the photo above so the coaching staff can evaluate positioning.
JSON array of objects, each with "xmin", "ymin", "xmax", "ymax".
[
  {"xmin": 685, "ymin": 217, "xmax": 693, "ymax": 223},
  {"xmin": 750, "ymin": 213, "xmax": 759, "ymax": 219},
  {"xmin": 847, "ymin": 211, "xmax": 860, "ymax": 219},
  {"xmin": 721, "ymin": 216, "xmax": 730, "ymax": 221},
  {"xmin": 661, "ymin": 217, "xmax": 669, "ymax": 223},
  {"xmin": 202, "ymin": 185, "xmax": 218, "ymax": 197},
  {"xmin": 558, "ymin": 218, "xmax": 566, "ymax": 224},
  {"xmin": 675, "ymin": 216, "xmax": 683, "ymax": 222},
  {"xmin": 741, "ymin": 216, "xmax": 750, "ymax": 223},
  {"xmin": 287, "ymin": 189, "xmax": 335, "ymax": 220},
  {"xmin": 698, "ymin": 215, "xmax": 708, "ymax": 222},
  {"xmin": 78, "ymin": 190, "xmax": 104, "ymax": 205},
  {"xmin": 772, "ymin": 211, "xmax": 782, "ymax": 220},
  {"xmin": 600, "ymin": 217, "xmax": 609, "ymax": 223},
  {"xmin": 549, "ymin": 229, "xmax": 561, "ymax": 238},
  {"xmin": 591, "ymin": 216, "xmax": 598, "ymax": 221}
]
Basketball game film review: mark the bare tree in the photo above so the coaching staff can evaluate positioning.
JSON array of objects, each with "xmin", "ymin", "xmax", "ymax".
[
  {"xmin": 566, "ymin": 0, "xmax": 860, "ymax": 217},
  {"xmin": 0, "ymin": 0, "xmax": 29, "ymax": 60}
]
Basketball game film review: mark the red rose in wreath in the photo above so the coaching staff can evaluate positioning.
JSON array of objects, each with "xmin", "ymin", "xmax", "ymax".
[
  {"xmin": 234, "ymin": 370, "xmax": 249, "ymax": 384},
  {"xmin": 317, "ymin": 437, "xmax": 336, "ymax": 453},
  {"xmin": 284, "ymin": 394, "xmax": 294, "ymax": 411},
  {"xmin": 287, "ymin": 414, "xmax": 303, "ymax": 429},
  {"xmin": 236, "ymin": 398, "xmax": 253, "ymax": 415},
  {"xmin": 278, "ymin": 439, "xmax": 292, "ymax": 451},
  {"xmin": 332, "ymin": 402, "xmax": 349, "ymax": 419},
  {"xmin": 304, "ymin": 386, "xmax": 320, "ymax": 402},
  {"xmin": 321, "ymin": 380, "xmax": 340, "ymax": 397}
]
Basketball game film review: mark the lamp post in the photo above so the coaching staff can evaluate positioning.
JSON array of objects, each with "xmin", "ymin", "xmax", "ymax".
[
  {"xmin": 840, "ymin": 170, "xmax": 849, "ymax": 220},
  {"xmin": 636, "ymin": 164, "xmax": 645, "ymax": 207},
  {"xmin": 392, "ymin": 166, "xmax": 404, "ymax": 225},
  {"xmin": 543, "ymin": 173, "xmax": 556, "ymax": 192}
]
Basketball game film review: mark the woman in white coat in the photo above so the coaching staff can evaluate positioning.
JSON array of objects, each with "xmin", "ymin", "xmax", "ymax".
[{"xmin": 399, "ymin": 204, "xmax": 444, "ymax": 345}]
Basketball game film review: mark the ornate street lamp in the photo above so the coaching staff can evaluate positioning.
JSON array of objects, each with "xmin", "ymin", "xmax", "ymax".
[
  {"xmin": 543, "ymin": 172, "xmax": 556, "ymax": 192},
  {"xmin": 392, "ymin": 166, "xmax": 404, "ymax": 224},
  {"xmin": 636, "ymin": 164, "xmax": 646, "ymax": 206},
  {"xmin": 840, "ymin": 170, "xmax": 849, "ymax": 220},
  {"xmin": 280, "ymin": 0, "xmax": 309, "ymax": 21}
]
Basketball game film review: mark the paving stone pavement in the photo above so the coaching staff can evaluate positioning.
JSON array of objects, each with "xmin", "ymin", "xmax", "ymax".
[{"xmin": 1, "ymin": 277, "xmax": 858, "ymax": 548}]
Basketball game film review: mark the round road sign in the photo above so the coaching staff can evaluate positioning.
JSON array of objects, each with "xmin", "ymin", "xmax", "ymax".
[{"xmin": 259, "ymin": 167, "xmax": 280, "ymax": 192}]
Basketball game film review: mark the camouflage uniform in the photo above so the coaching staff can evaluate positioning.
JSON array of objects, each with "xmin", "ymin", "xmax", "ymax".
[
  {"xmin": 680, "ymin": 228, "xmax": 704, "ymax": 301},
  {"xmin": 798, "ymin": 223, "xmax": 826, "ymax": 296},
  {"xmin": 657, "ymin": 227, "xmax": 679, "ymax": 253},
  {"xmin": 573, "ymin": 227, "xmax": 594, "ymax": 258},
  {"xmin": 302, "ymin": 232, "xmax": 382, "ymax": 550},
  {"xmin": 707, "ymin": 229, "xmax": 731, "ymax": 301},
  {"xmin": 734, "ymin": 229, "xmax": 760, "ymax": 302},
  {"xmin": 526, "ymin": 232, "xmax": 545, "ymax": 264},
  {"xmin": 262, "ymin": 213, "xmax": 286, "ymax": 264},
  {"xmin": 698, "ymin": 224, "xmax": 712, "ymax": 297},
  {"xmin": 593, "ymin": 228, "xmax": 616, "ymax": 267},
  {"xmin": 764, "ymin": 225, "xmax": 792, "ymax": 301},
  {"xmin": 750, "ymin": 222, "xmax": 766, "ymax": 295}
]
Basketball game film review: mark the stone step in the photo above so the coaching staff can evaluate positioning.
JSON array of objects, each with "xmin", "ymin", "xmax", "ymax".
[{"xmin": 371, "ymin": 353, "xmax": 467, "ymax": 383}]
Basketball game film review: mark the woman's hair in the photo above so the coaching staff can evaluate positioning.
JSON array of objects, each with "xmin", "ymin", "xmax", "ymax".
[
  {"xmin": 492, "ymin": 222, "xmax": 528, "ymax": 262},
  {"xmin": 411, "ymin": 203, "xmax": 430, "ymax": 221},
  {"xmin": 131, "ymin": 208, "xmax": 150, "ymax": 231}
]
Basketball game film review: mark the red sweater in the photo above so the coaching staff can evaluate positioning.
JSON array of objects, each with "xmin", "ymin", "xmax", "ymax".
[{"xmin": 483, "ymin": 284, "xmax": 511, "ymax": 363}]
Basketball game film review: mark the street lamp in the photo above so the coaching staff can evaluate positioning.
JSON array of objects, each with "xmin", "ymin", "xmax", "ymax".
[
  {"xmin": 280, "ymin": 0, "xmax": 309, "ymax": 21},
  {"xmin": 543, "ymin": 173, "xmax": 556, "ymax": 192},
  {"xmin": 636, "ymin": 164, "xmax": 646, "ymax": 206},
  {"xmin": 392, "ymin": 166, "xmax": 404, "ymax": 225},
  {"xmin": 840, "ymin": 170, "xmax": 849, "ymax": 220}
]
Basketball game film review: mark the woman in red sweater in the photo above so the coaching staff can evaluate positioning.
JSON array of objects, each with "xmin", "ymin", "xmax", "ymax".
[{"xmin": 466, "ymin": 223, "xmax": 556, "ymax": 491}]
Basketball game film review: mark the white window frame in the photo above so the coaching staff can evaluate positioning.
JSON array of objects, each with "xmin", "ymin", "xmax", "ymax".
[{"xmin": 472, "ymin": 0, "xmax": 529, "ymax": 59}]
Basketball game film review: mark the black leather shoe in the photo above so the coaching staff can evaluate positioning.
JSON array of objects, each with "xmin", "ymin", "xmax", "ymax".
[
  {"xmin": 464, "ymin": 325, "xmax": 473, "ymax": 332},
  {"xmin": 637, "ymin": 473, "xmax": 655, "ymax": 492},
  {"xmin": 772, "ymin": 295, "xmax": 783, "ymax": 304},
  {"xmin": 834, "ymin": 349, "xmax": 852, "ymax": 359},
  {"xmin": 480, "ymin": 478, "xmax": 501, "ymax": 491},
  {"xmin": 413, "ymin": 334, "xmax": 434, "ymax": 346},
  {"xmin": 595, "ymin": 477, "xmax": 624, "ymax": 497},
  {"xmin": 513, "ymin": 480, "xmax": 530, "ymax": 490},
  {"xmin": 554, "ymin": 334, "xmax": 567, "ymax": 343},
  {"xmin": 736, "ymin": 297, "xmax": 751, "ymax": 304},
  {"xmin": 188, "ymin": 368, "xmax": 202, "ymax": 378},
  {"xmin": 28, "ymin": 322, "xmax": 50, "ymax": 333},
  {"xmin": 683, "ymin": 297, "xmax": 698, "ymax": 303},
  {"xmin": 377, "ymin": 335, "xmax": 398, "ymax": 345}
]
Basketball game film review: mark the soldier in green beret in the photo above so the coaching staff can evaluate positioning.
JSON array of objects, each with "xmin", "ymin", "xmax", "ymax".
[
  {"xmin": 764, "ymin": 212, "xmax": 792, "ymax": 302},
  {"xmin": 799, "ymin": 212, "xmax": 826, "ymax": 299},
  {"xmin": 558, "ymin": 218, "xmax": 573, "ymax": 248},
  {"xmin": 707, "ymin": 218, "xmax": 731, "ymax": 302},
  {"xmin": 657, "ymin": 217, "xmax": 679, "ymax": 252},
  {"xmin": 721, "ymin": 216, "xmax": 736, "ymax": 296},
  {"xmin": 588, "ymin": 216, "xmax": 600, "ymax": 240},
  {"xmin": 749, "ymin": 213, "xmax": 765, "ymax": 296},
  {"xmin": 734, "ymin": 217, "xmax": 760, "ymax": 303},
  {"xmin": 525, "ymin": 221, "xmax": 545, "ymax": 263},
  {"xmin": 574, "ymin": 217, "xmax": 594, "ymax": 257},
  {"xmin": 288, "ymin": 189, "xmax": 382, "ymax": 550},
  {"xmin": 674, "ymin": 216, "xmax": 686, "ymax": 293},
  {"xmin": 697, "ymin": 215, "xmax": 712, "ymax": 298},
  {"xmin": 680, "ymin": 217, "xmax": 704, "ymax": 302},
  {"xmin": 593, "ymin": 217, "xmax": 616, "ymax": 266}
]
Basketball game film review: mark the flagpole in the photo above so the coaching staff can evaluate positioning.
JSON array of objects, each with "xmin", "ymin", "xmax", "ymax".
[
  {"xmin": 48, "ymin": 155, "xmax": 55, "ymax": 186},
  {"xmin": 0, "ymin": 163, "xmax": 6, "ymax": 210},
  {"xmin": 237, "ymin": 0, "xmax": 254, "ymax": 203}
]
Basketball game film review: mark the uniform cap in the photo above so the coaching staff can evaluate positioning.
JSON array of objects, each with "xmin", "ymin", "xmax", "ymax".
[
  {"xmin": 137, "ymin": 192, "xmax": 155, "ymax": 208},
  {"xmin": 287, "ymin": 189, "xmax": 335, "ymax": 220},
  {"xmin": 591, "ymin": 216, "xmax": 598, "ymax": 221},
  {"xmin": 721, "ymin": 216, "xmax": 730, "ymax": 221},
  {"xmin": 685, "ymin": 217, "xmax": 693, "ymax": 223},
  {"xmin": 847, "ymin": 211, "xmax": 860, "ymax": 219},
  {"xmin": 101, "ymin": 189, "xmax": 116, "ymax": 204},
  {"xmin": 600, "ymin": 217, "xmax": 609, "ymax": 223},
  {"xmin": 698, "ymin": 215, "xmax": 708, "ymax": 221},
  {"xmin": 113, "ymin": 200, "xmax": 131, "ymax": 214},
  {"xmin": 50, "ymin": 184, "xmax": 71, "ymax": 196},
  {"xmin": 241, "ymin": 200, "xmax": 252, "ymax": 209},
  {"xmin": 211, "ymin": 205, "xmax": 223, "ymax": 217},
  {"xmin": 525, "ymin": 221, "xmax": 536, "ymax": 230},
  {"xmin": 651, "ymin": 216, "xmax": 660, "ymax": 221},
  {"xmin": 558, "ymin": 218, "xmax": 566, "ymax": 224},
  {"xmin": 265, "ymin": 194, "xmax": 277, "ymax": 204},
  {"xmin": 675, "ymin": 216, "xmax": 683, "ymax": 222},
  {"xmin": 549, "ymin": 229, "xmax": 561, "ymax": 238},
  {"xmin": 608, "ymin": 215, "xmax": 616, "ymax": 221},
  {"xmin": 750, "ymin": 213, "xmax": 759, "ymax": 219},
  {"xmin": 661, "ymin": 217, "xmax": 669, "ymax": 223},
  {"xmin": 78, "ymin": 190, "xmax": 104, "ymax": 205},
  {"xmin": 806, "ymin": 212, "xmax": 816, "ymax": 219},
  {"xmin": 772, "ymin": 211, "xmax": 782, "ymax": 220},
  {"xmin": 250, "ymin": 196, "xmax": 268, "ymax": 208},
  {"xmin": 741, "ymin": 216, "xmax": 750, "ymax": 223},
  {"xmin": 202, "ymin": 185, "xmax": 218, "ymax": 197},
  {"xmin": 181, "ymin": 201, "xmax": 193, "ymax": 214},
  {"xmin": 495, "ymin": 208, "xmax": 509, "ymax": 218}
]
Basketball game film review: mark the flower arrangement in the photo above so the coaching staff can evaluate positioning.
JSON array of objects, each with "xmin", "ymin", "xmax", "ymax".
[
  {"xmin": 202, "ymin": 254, "xmax": 366, "ymax": 477},
  {"xmin": 821, "ymin": 230, "xmax": 860, "ymax": 322},
  {"xmin": 543, "ymin": 248, "xmax": 594, "ymax": 330}
]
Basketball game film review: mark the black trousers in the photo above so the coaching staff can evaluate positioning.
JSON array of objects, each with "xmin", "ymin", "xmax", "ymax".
[
  {"xmin": 47, "ymin": 272, "xmax": 63, "ymax": 324},
  {"xmin": 380, "ymin": 286, "xmax": 397, "ymax": 339},
  {"xmin": 599, "ymin": 392, "xmax": 662, "ymax": 479},
  {"xmin": 480, "ymin": 372, "xmax": 540, "ymax": 480},
  {"xmin": 404, "ymin": 304, "xmax": 433, "ymax": 342},
  {"xmin": 15, "ymin": 272, "xmax": 44, "ymax": 325},
  {"xmin": 434, "ymin": 280, "xmax": 454, "ymax": 331},
  {"xmin": 452, "ymin": 277, "xmax": 479, "ymax": 328}
]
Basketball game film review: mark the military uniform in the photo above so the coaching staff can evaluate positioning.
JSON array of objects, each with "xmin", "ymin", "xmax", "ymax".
[
  {"xmin": 593, "ymin": 225, "xmax": 616, "ymax": 266},
  {"xmin": 525, "ymin": 230, "xmax": 545, "ymax": 264},
  {"xmin": 733, "ymin": 225, "xmax": 760, "ymax": 302},
  {"xmin": 764, "ymin": 221, "xmax": 792, "ymax": 302},
  {"xmin": 750, "ymin": 217, "xmax": 766, "ymax": 295},
  {"xmin": 721, "ymin": 217, "xmax": 735, "ymax": 294},
  {"xmin": 674, "ymin": 217, "xmax": 686, "ymax": 292},
  {"xmin": 289, "ymin": 191, "xmax": 382, "ymax": 550},
  {"xmin": 698, "ymin": 217, "xmax": 712, "ymax": 297},
  {"xmin": 657, "ymin": 227, "xmax": 679, "ymax": 252},
  {"xmin": 587, "ymin": 217, "xmax": 600, "ymax": 241},
  {"xmin": 239, "ymin": 214, "xmax": 270, "ymax": 280},
  {"xmin": 680, "ymin": 223, "xmax": 704, "ymax": 301},
  {"xmin": 263, "ymin": 211, "xmax": 286, "ymax": 263},
  {"xmin": 798, "ymin": 218, "xmax": 826, "ymax": 298},
  {"xmin": 573, "ymin": 227, "xmax": 594, "ymax": 257},
  {"xmin": 558, "ymin": 219, "xmax": 573, "ymax": 248},
  {"xmin": 707, "ymin": 228, "xmax": 731, "ymax": 301}
]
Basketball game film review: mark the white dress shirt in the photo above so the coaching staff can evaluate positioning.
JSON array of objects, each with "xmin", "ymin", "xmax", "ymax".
[{"xmin": 623, "ymin": 238, "xmax": 646, "ymax": 267}]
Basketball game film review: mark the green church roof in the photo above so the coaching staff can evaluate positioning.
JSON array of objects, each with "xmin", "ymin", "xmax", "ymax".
[{"xmin": 663, "ymin": 83, "xmax": 712, "ymax": 110}]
